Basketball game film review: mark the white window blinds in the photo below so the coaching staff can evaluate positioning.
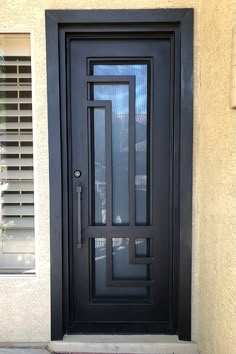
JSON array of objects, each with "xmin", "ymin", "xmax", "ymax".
[{"xmin": 0, "ymin": 34, "xmax": 35, "ymax": 273}]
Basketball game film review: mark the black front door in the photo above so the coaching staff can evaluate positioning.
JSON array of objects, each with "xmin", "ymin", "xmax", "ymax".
[
  {"xmin": 47, "ymin": 9, "xmax": 193, "ymax": 340},
  {"xmin": 67, "ymin": 37, "xmax": 174, "ymax": 333}
]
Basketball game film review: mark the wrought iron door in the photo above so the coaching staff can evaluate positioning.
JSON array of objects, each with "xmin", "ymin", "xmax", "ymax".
[{"xmin": 68, "ymin": 38, "xmax": 173, "ymax": 332}]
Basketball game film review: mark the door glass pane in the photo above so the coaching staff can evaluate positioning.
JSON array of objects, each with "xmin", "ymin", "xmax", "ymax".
[
  {"xmin": 112, "ymin": 238, "xmax": 147, "ymax": 280},
  {"xmin": 135, "ymin": 238, "xmax": 148, "ymax": 257},
  {"xmin": 94, "ymin": 64, "xmax": 149, "ymax": 225},
  {"xmin": 94, "ymin": 238, "xmax": 147, "ymax": 297},
  {"xmin": 93, "ymin": 84, "xmax": 129, "ymax": 225},
  {"xmin": 90, "ymin": 108, "xmax": 106, "ymax": 225}
]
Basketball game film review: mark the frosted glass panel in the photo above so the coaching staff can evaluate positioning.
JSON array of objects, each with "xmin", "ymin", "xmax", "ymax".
[
  {"xmin": 93, "ymin": 84, "xmax": 129, "ymax": 225},
  {"xmin": 91, "ymin": 108, "xmax": 106, "ymax": 224},
  {"xmin": 112, "ymin": 238, "xmax": 147, "ymax": 280},
  {"xmin": 135, "ymin": 238, "xmax": 148, "ymax": 257},
  {"xmin": 94, "ymin": 238, "xmax": 147, "ymax": 297},
  {"xmin": 94, "ymin": 64, "xmax": 149, "ymax": 225}
]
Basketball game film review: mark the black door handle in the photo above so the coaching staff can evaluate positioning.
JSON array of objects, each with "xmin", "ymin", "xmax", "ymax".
[{"xmin": 77, "ymin": 186, "xmax": 82, "ymax": 248}]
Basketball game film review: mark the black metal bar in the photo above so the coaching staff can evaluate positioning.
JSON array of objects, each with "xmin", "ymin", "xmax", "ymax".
[
  {"xmin": 129, "ymin": 237, "xmax": 135, "ymax": 263},
  {"xmin": 131, "ymin": 258, "xmax": 153, "ymax": 265},
  {"xmin": 106, "ymin": 237, "xmax": 113, "ymax": 285},
  {"xmin": 107, "ymin": 279, "xmax": 153, "ymax": 287},
  {"xmin": 87, "ymin": 100, "xmax": 112, "ymax": 226},
  {"xmin": 60, "ymin": 28, "xmax": 70, "ymax": 333},
  {"xmin": 87, "ymin": 75, "xmax": 135, "ymax": 83},
  {"xmin": 105, "ymin": 102, "xmax": 112, "ymax": 227},
  {"xmin": 45, "ymin": 9, "xmax": 192, "ymax": 24},
  {"xmin": 85, "ymin": 226, "xmax": 156, "ymax": 239},
  {"xmin": 178, "ymin": 9, "xmax": 193, "ymax": 342},
  {"xmin": 45, "ymin": 12, "xmax": 63, "ymax": 340},
  {"xmin": 69, "ymin": 322, "xmax": 170, "ymax": 334},
  {"xmin": 88, "ymin": 58, "xmax": 153, "ymax": 65},
  {"xmin": 129, "ymin": 76, "xmax": 136, "ymax": 226},
  {"xmin": 77, "ymin": 186, "xmax": 83, "ymax": 248},
  {"xmin": 168, "ymin": 32, "xmax": 176, "ymax": 335},
  {"xmin": 147, "ymin": 59, "xmax": 153, "ymax": 226},
  {"xmin": 87, "ymin": 100, "xmax": 111, "ymax": 107},
  {"xmin": 87, "ymin": 107, "xmax": 94, "ymax": 225},
  {"xmin": 63, "ymin": 31, "xmax": 178, "ymax": 39}
]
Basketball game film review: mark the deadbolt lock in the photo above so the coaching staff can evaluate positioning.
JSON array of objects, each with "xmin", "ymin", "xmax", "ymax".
[{"xmin": 74, "ymin": 170, "xmax": 81, "ymax": 178}]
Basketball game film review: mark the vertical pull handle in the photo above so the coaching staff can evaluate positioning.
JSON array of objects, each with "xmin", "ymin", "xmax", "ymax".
[{"xmin": 77, "ymin": 186, "xmax": 82, "ymax": 248}]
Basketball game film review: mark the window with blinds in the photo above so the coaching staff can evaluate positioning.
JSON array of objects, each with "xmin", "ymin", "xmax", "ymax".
[{"xmin": 0, "ymin": 34, "xmax": 35, "ymax": 273}]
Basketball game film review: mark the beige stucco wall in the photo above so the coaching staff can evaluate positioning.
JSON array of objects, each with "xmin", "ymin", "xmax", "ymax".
[
  {"xmin": 0, "ymin": 0, "xmax": 235, "ymax": 353},
  {"xmin": 197, "ymin": 0, "xmax": 236, "ymax": 353}
]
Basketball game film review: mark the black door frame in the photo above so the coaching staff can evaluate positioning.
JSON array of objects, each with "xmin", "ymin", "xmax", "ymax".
[{"xmin": 45, "ymin": 9, "xmax": 193, "ymax": 341}]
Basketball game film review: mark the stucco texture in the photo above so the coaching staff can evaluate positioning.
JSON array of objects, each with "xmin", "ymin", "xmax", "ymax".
[
  {"xmin": 197, "ymin": 0, "xmax": 236, "ymax": 353},
  {"xmin": 0, "ymin": 0, "xmax": 235, "ymax": 354}
]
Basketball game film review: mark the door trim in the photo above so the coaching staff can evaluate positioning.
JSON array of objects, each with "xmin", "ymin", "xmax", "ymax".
[{"xmin": 45, "ymin": 9, "xmax": 193, "ymax": 341}]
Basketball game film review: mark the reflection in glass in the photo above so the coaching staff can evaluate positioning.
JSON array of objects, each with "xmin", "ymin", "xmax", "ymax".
[
  {"xmin": 112, "ymin": 238, "xmax": 147, "ymax": 280},
  {"xmin": 93, "ymin": 84, "xmax": 129, "ymax": 225},
  {"xmin": 91, "ymin": 108, "xmax": 106, "ymax": 224},
  {"xmin": 94, "ymin": 238, "xmax": 147, "ymax": 297},
  {"xmin": 94, "ymin": 64, "xmax": 149, "ymax": 225},
  {"xmin": 135, "ymin": 238, "xmax": 148, "ymax": 257}
]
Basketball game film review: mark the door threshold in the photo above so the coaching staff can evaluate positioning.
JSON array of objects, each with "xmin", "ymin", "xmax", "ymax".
[{"xmin": 48, "ymin": 335, "xmax": 199, "ymax": 354}]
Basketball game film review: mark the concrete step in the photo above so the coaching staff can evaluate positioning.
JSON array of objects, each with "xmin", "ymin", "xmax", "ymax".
[{"xmin": 48, "ymin": 335, "xmax": 199, "ymax": 354}]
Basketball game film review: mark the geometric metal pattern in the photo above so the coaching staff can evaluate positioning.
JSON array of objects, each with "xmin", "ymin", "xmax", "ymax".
[
  {"xmin": 87, "ymin": 75, "xmax": 136, "ymax": 227},
  {"xmin": 106, "ymin": 237, "xmax": 153, "ymax": 288},
  {"xmin": 87, "ymin": 73, "xmax": 152, "ymax": 293}
]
